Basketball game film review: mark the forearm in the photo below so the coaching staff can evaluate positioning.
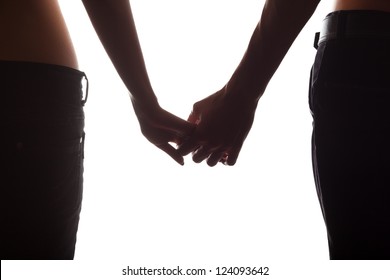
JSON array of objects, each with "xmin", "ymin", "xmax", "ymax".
[
  {"xmin": 82, "ymin": 0, "xmax": 158, "ymax": 109},
  {"xmin": 225, "ymin": 0, "xmax": 320, "ymax": 103}
]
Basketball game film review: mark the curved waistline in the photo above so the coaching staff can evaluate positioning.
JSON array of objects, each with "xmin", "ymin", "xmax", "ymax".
[
  {"xmin": 0, "ymin": 60, "xmax": 88, "ymax": 106},
  {"xmin": 316, "ymin": 10, "xmax": 390, "ymax": 47}
]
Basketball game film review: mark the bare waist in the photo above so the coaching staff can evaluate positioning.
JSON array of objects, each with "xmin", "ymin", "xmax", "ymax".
[
  {"xmin": 333, "ymin": 0, "xmax": 390, "ymax": 13},
  {"xmin": 0, "ymin": 0, "xmax": 78, "ymax": 69}
]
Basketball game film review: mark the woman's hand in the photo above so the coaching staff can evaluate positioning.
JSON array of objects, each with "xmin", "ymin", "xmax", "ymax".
[{"xmin": 132, "ymin": 101, "xmax": 196, "ymax": 165}]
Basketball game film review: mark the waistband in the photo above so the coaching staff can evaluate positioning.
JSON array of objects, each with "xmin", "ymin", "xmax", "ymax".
[
  {"xmin": 0, "ymin": 60, "xmax": 88, "ymax": 106},
  {"xmin": 315, "ymin": 10, "xmax": 390, "ymax": 48}
]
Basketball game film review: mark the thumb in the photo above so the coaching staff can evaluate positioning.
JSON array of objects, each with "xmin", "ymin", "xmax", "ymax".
[
  {"xmin": 174, "ymin": 122, "xmax": 196, "ymax": 145},
  {"xmin": 187, "ymin": 107, "xmax": 201, "ymax": 125}
]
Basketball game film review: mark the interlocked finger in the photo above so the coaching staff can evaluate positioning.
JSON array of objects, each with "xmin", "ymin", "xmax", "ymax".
[{"xmin": 207, "ymin": 149, "xmax": 227, "ymax": 167}]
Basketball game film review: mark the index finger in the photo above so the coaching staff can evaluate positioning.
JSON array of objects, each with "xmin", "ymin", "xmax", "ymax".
[{"xmin": 157, "ymin": 143, "xmax": 185, "ymax": 165}]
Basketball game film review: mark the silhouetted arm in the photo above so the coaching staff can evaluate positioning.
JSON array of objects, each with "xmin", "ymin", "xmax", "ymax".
[
  {"xmin": 179, "ymin": 0, "xmax": 320, "ymax": 166},
  {"xmin": 81, "ymin": 0, "xmax": 194, "ymax": 165}
]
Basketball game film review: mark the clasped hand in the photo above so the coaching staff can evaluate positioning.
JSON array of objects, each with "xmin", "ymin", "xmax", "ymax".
[{"xmin": 134, "ymin": 87, "xmax": 257, "ymax": 166}]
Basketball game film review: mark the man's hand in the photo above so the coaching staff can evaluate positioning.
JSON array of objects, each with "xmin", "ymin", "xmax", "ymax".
[{"xmin": 178, "ymin": 87, "xmax": 258, "ymax": 166}]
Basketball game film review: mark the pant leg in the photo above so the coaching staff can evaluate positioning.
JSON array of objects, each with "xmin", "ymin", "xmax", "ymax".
[
  {"xmin": 310, "ymin": 34, "xmax": 390, "ymax": 260},
  {"xmin": 0, "ymin": 61, "xmax": 87, "ymax": 260}
]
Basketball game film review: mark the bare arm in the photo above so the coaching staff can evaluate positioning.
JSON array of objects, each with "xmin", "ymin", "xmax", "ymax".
[
  {"xmin": 82, "ymin": 0, "xmax": 156, "ymax": 106},
  {"xmin": 81, "ymin": 0, "xmax": 195, "ymax": 165},
  {"xmin": 226, "ymin": 0, "xmax": 321, "ymax": 101},
  {"xmin": 179, "ymin": 0, "xmax": 321, "ymax": 166}
]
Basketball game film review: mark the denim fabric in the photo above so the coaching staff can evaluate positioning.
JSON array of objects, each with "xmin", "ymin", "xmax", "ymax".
[{"xmin": 0, "ymin": 61, "xmax": 87, "ymax": 260}]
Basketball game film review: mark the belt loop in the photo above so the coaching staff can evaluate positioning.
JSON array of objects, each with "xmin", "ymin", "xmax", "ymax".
[
  {"xmin": 81, "ymin": 72, "xmax": 89, "ymax": 106},
  {"xmin": 314, "ymin": 32, "xmax": 320, "ymax": 49}
]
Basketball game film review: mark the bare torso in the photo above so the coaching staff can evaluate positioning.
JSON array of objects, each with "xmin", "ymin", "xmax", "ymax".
[
  {"xmin": 0, "ymin": 0, "xmax": 390, "ymax": 71},
  {"xmin": 333, "ymin": 0, "xmax": 390, "ymax": 12},
  {"xmin": 0, "ymin": 0, "xmax": 78, "ymax": 69}
]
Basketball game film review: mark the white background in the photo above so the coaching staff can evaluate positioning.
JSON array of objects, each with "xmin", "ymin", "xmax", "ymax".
[{"xmin": 3, "ymin": 0, "xmax": 390, "ymax": 279}]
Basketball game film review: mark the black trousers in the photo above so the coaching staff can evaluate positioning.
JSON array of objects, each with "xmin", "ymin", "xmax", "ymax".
[
  {"xmin": 0, "ymin": 61, "xmax": 87, "ymax": 260},
  {"xmin": 310, "ymin": 11, "xmax": 390, "ymax": 260}
]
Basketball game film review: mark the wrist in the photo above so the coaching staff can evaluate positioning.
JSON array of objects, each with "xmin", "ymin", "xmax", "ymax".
[
  {"xmin": 130, "ymin": 92, "xmax": 161, "ymax": 119},
  {"xmin": 224, "ymin": 73, "xmax": 264, "ymax": 107},
  {"xmin": 218, "ymin": 84, "xmax": 259, "ymax": 116}
]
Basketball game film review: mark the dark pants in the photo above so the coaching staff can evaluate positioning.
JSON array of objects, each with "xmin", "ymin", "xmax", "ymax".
[
  {"xmin": 0, "ymin": 61, "xmax": 87, "ymax": 260},
  {"xmin": 310, "ymin": 11, "xmax": 390, "ymax": 260}
]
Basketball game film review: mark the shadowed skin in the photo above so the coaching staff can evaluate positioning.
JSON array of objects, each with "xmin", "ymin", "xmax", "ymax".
[
  {"xmin": 178, "ymin": 0, "xmax": 390, "ymax": 166},
  {"xmin": 0, "ymin": 0, "xmax": 195, "ymax": 165},
  {"xmin": 1, "ymin": 0, "xmax": 389, "ymax": 165}
]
